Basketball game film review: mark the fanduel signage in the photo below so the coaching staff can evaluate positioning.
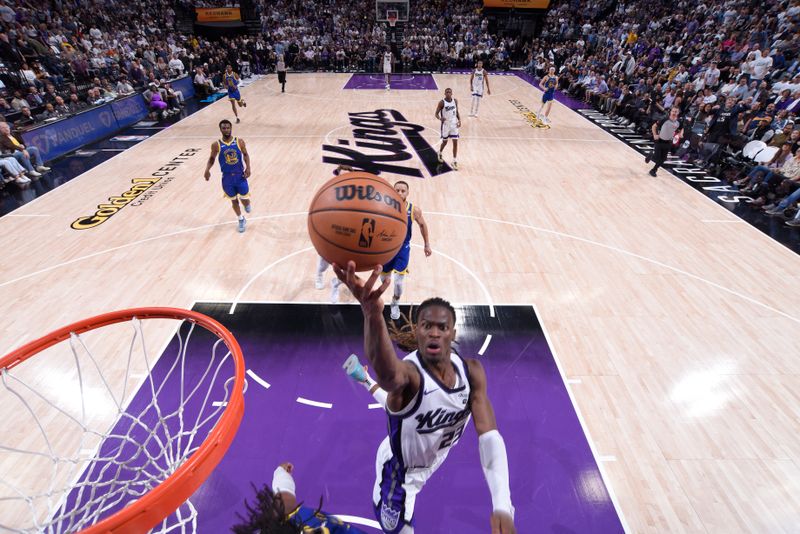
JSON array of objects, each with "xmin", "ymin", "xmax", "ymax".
[{"xmin": 323, "ymin": 109, "xmax": 453, "ymax": 178}]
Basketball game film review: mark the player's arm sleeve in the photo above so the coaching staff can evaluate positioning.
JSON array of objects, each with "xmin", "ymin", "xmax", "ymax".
[
  {"xmin": 468, "ymin": 359, "xmax": 514, "ymax": 517},
  {"xmin": 479, "ymin": 430, "xmax": 514, "ymax": 518}
]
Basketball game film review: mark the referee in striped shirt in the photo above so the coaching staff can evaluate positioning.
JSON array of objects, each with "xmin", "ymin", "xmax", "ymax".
[{"xmin": 646, "ymin": 107, "xmax": 683, "ymax": 177}]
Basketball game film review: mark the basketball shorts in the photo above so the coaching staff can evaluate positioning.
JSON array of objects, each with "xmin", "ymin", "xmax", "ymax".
[
  {"xmin": 440, "ymin": 120, "xmax": 459, "ymax": 139},
  {"xmin": 472, "ymin": 87, "xmax": 483, "ymax": 98},
  {"xmin": 542, "ymin": 89, "xmax": 555, "ymax": 103},
  {"xmin": 373, "ymin": 438, "xmax": 425, "ymax": 534},
  {"xmin": 384, "ymin": 63, "xmax": 392, "ymax": 74},
  {"xmin": 382, "ymin": 242, "xmax": 410, "ymax": 274},
  {"xmin": 222, "ymin": 173, "xmax": 249, "ymax": 199},
  {"xmin": 228, "ymin": 89, "xmax": 242, "ymax": 101}
]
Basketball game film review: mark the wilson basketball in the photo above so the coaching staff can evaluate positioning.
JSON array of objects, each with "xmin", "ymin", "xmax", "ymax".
[{"xmin": 308, "ymin": 171, "xmax": 407, "ymax": 272}]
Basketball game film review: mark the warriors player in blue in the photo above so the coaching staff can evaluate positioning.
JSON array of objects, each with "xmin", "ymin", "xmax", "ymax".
[
  {"xmin": 435, "ymin": 88, "xmax": 461, "ymax": 170},
  {"xmin": 380, "ymin": 180, "xmax": 431, "ymax": 320},
  {"xmin": 333, "ymin": 263, "xmax": 517, "ymax": 534},
  {"xmin": 204, "ymin": 119, "xmax": 252, "ymax": 233},
  {"xmin": 225, "ymin": 64, "xmax": 247, "ymax": 123},
  {"xmin": 537, "ymin": 66, "xmax": 558, "ymax": 125},
  {"xmin": 468, "ymin": 60, "xmax": 491, "ymax": 117},
  {"xmin": 232, "ymin": 462, "xmax": 367, "ymax": 533}
]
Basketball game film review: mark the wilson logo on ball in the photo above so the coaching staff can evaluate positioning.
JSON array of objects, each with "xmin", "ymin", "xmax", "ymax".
[
  {"xmin": 358, "ymin": 218, "xmax": 376, "ymax": 247},
  {"xmin": 335, "ymin": 185, "xmax": 402, "ymax": 214}
]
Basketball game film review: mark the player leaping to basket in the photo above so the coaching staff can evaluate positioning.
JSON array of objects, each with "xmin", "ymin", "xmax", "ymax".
[{"xmin": 334, "ymin": 262, "xmax": 517, "ymax": 534}]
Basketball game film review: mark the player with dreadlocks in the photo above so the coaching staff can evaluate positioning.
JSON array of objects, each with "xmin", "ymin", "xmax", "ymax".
[
  {"xmin": 231, "ymin": 462, "xmax": 367, "ymax": 533},
  {"xmin": 334, "ymin": 261, "xmax": 516, "ymax": 534}
]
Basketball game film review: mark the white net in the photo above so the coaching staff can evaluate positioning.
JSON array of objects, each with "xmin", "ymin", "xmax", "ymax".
[{"xmin": 0, "ymin": 314, "xmax": 243, "ymax": 533}]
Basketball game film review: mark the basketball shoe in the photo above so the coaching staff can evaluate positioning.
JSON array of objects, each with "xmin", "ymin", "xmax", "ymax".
[{"xmin": 343, "ymin": 354, "xmax": 367, "ymax": 383}]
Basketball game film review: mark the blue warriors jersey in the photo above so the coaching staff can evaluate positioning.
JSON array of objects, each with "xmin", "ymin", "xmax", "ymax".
[
  {"xmin": 545, "ymin": 77, "xmax": 557, "ymax": 90},
  {"xmin": 225, "ymin": 73, "xmax": 239, "ymax": 91},
  {"xmin": 382, "ymin": 202, "xmax": 413, "ymax": 275},
  {"xmin": 218, "ymin": 137, "xmax": 244, "ymax": 176},
  {"xmin": 289, "ymin": 505, "xmax": 368, "ymax": 533},
  {"xmin": 402, "ymin": 202, "xmax": 413, "ymax": 245}
]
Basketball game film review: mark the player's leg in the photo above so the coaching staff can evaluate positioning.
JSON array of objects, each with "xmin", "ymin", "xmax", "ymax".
[
  {"xmin": 330, "ymin": 276, "xmax": 342, "ymax": 303},
  {"xmin": 537, "ymin": 95, "xmax": 546, "ymax": 116},
  {"xmin": 373, "ymin": 440, "xmax": 418, "ymax": 534},
  {"xmin": 451, "ymin": 139, "xmax": 458, "ymax": 169},
  {"xmin": 438, "ymin": 138, "xmax": 447, "ymax": 162},
  {"xmin": 234, "ymin": 180, "xmax": 249, "ymax": 232},
  {"xmin": 473, "ymin": 94, "xmax": 481, "ymax": 117},
  {"xmin": 316, "ymin": 255, "xmax": 330, "ymax": 289},
  {"xmin": 544, "ymin": 100, "xmax": 553, "ymax": 122},
  {"xmin": 389, "ymin": 272, "xmax": 405, "ymax": 320},
  {"xmin": 230, "ymin": 99, "xmax": 239, "ymax": 122}
]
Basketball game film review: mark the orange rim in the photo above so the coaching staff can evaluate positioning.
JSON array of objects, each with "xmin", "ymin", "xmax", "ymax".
[{"xmin": 0, "ymin": 307, "xmax": 246, "ymax": 534}]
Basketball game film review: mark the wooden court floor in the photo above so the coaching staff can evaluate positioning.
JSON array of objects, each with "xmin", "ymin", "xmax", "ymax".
[{"xmin": 1, "ymin": 73, "xmax": 799, "ymax": 532}]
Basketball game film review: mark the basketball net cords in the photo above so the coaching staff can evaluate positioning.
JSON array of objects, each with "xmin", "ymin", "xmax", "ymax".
[{"xmin": 0, "ymin": 317, "xmax": 238, "ymax": 533}]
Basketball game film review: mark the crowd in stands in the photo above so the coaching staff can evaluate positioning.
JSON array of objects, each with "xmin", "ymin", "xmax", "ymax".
[
  {"xmin": 0, "ymin": 0, "xmax": 798, "ymax": 224},
  {"xmin": 527, "ymin": 0, "xmax": 800, "ymax": 227}
]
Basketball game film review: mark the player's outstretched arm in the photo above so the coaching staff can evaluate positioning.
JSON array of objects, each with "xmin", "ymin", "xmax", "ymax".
[
  {"xmin": 333, "ymin": 261, "xmax": 415, "ymax": 393},
  {"xmin": 467, "ymin": 359, "xmax": 516, "ymax": 534},
  {"xmin": 204, "ymin": 141, "xmax": 219, "ymax": 181}
]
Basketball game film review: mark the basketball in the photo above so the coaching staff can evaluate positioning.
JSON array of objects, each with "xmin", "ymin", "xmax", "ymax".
[{"xmin": 308, "ymin": 171, "xmax": 407, "ymax": 272}]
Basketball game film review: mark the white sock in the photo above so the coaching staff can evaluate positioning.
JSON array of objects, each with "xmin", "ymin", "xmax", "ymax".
[
  {"xmin": 317, "ymin": 256, "xmax": 330, "ymax": 276},
  {"xmin": 238, "ymin": 215, "xmax": 244, "ymax": 220},
  {"xmin": 391, "ymin": 273, "xmax": 404, "ymax": 301},
  {"xmin": 473, "ymin": 96, "xmax": 481, "ymax": 115}
]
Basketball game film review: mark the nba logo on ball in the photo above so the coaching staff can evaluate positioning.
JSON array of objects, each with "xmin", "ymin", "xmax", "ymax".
[
  {"xmin": 308, "ymin": 171, "xmax": 407, "ymax": 271},
  {"xmin": 359, "ymin": 218, "xmax": 375, "ymax": 247}
]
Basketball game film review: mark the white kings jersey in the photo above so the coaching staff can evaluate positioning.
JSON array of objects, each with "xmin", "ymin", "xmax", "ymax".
[
  {"xmin": 383, "ymin": 52, "xmax": 392, "ymax": 72},
  {"xmin": 441, "ymin": 97, "xmax": 458, "ymax": 123},
  {"xmin": 382, "ymin": 350, "xmax": 472, "ymax": 475},
  {"xmin": 472, "ymin": 68, "xmax": 486, "ymax": 95}
]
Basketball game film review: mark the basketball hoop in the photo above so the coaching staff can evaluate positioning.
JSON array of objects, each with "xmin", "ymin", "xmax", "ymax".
[
  {"xmin": 387, "ymin": 9, "xmax": 398, "ymax": 28},
  {"xmin": 0, "ymin": 307, "xmax": 246, "ymax": 533}
]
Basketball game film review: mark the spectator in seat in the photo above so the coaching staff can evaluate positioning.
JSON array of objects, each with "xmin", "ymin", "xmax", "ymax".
[
  {"xmin": 0, "ymin": 122, "xmax": 49, "ymax": 175},
  {"xmin": 11, "ymin": 90, "xmax": 29, "ymax": 111},
  {"xmin": 15, "ymin": 107, "xmax": 36, "ymax": 128},
  {"xmin": 116, "ymin": 75, "xmax": 134, "ymax": 95}
]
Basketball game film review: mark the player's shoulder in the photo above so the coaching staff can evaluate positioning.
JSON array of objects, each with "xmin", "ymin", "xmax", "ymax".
[{"xmin": 463, "ymin": 357, "xmax": 487, "ymax": 387}]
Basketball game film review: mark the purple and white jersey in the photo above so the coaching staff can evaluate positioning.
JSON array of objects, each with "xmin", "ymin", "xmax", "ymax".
[{"xmin": 373, "ymin": 350, "xmax": 473, "ymax": 531}]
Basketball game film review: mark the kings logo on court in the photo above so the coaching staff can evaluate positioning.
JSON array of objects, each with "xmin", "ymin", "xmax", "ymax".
[{"xmin": 323, "ymin": 110, "xmax": 452, "ymax": 178}]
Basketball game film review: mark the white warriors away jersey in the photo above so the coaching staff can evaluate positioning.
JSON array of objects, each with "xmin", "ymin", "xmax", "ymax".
[
  {"xmin": 472, "ymin": 68, "xmax": 486, "ymax": 94},
  {"xmin": 441, "ymin": 98, "xmax": 458, "ymax": 122},
  {"xmin": 386, "ymin": 350, "xmax": 472, "ymax": 471}
]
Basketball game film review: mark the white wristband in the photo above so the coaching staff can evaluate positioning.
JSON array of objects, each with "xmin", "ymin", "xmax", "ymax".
[
  {"xmin": 479, "ymin": 429, "xmax": 514, "ymax": 518},
  {"xmin": 271, "ymin": 466, "xmax": 296, "ymax": 496}
]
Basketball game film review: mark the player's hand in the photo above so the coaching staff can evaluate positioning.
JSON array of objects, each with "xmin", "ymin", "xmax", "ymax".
[
  {"xmin": 424, "ymin": 244, "xmax": 432, "ymax": 257},
  {"xmin": 332, "ymin": 261, "xmax": 390, "ymax": 317},
  {"xmin": 203, "ymin": 169, "xmax": 210, "ymax": 181},
  {"xmin": 490, "ymin": 511, "xmax": 516, "ymax": 534},
  {"xmin": 279, "ymin": 462, "xmax": 294, "ymax": 474},
  {"xmin": 245, "ymin": 167, "xmax": 251, "ymax": 178}
]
